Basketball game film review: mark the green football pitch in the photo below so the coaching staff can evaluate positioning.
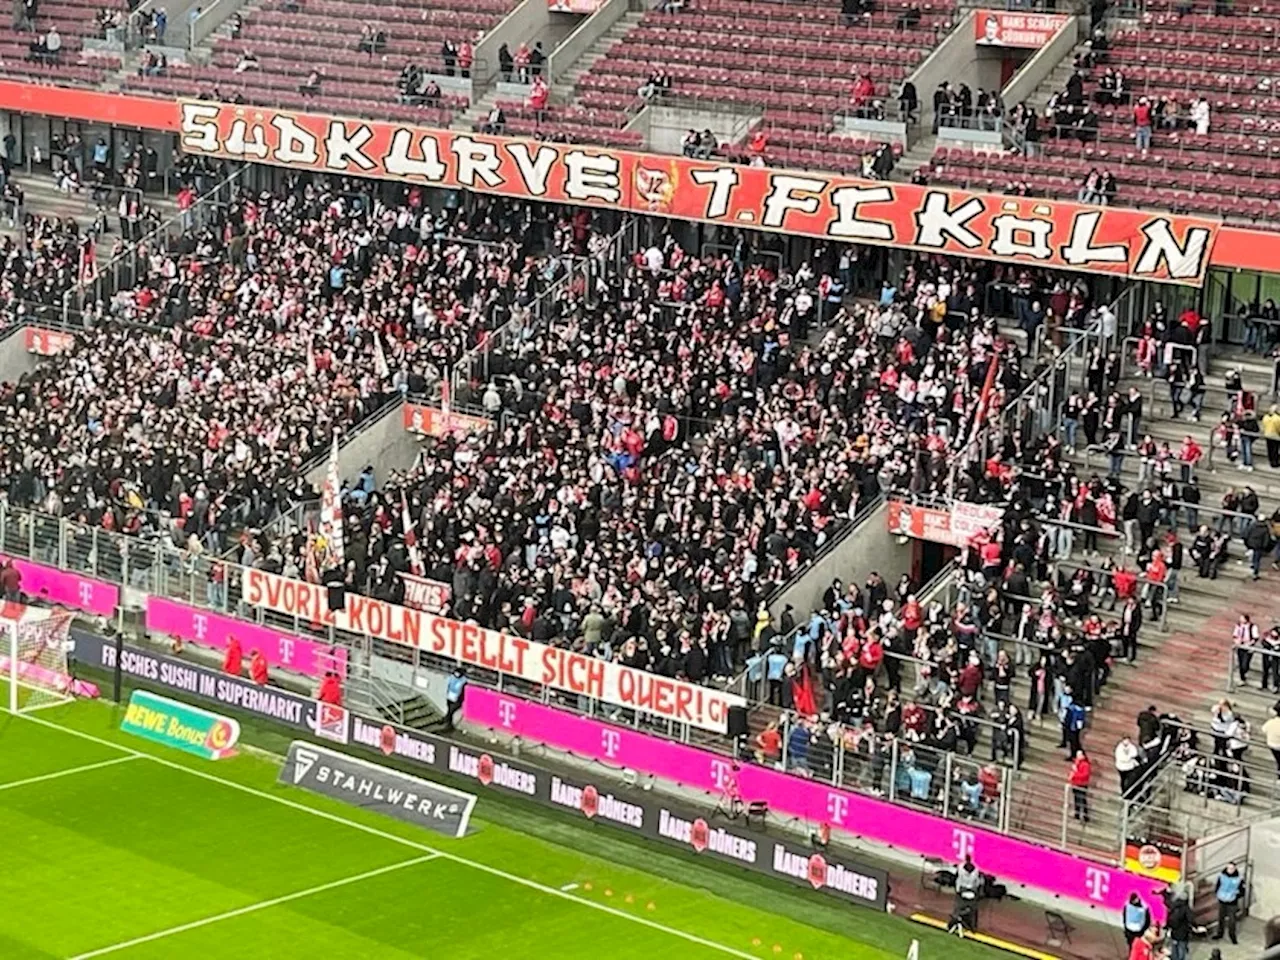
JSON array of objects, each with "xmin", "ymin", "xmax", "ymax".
[{"xmin": 0, "ymin": 684, "xmax": 1006, "ymax": 959}]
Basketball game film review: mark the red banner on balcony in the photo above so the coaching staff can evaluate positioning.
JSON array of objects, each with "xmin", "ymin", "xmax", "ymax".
[
  {"xmin": 25, "ymin": 327, "xmax": 75, "ymax": 356},
  {"xmin": 177, "ymin": 100, "xmax": 1221, "ymax": 285},
  {"xmin": 885, "ymin": 499, "xmax": 1005, "ymax": 548},
  {"xmin": 974, "ymin": 11, "xmax": 1070, "ymax": 47},
  {"xmin": 402, "ymin": 402, "xmax": 492, "ymax": 437}
]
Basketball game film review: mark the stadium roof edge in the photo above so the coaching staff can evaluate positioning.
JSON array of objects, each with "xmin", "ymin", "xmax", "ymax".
[{"xmin": 6, "ymin": 80, "xmax": 1276, "ymax": 284}]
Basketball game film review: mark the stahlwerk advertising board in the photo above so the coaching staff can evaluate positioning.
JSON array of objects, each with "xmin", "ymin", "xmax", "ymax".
[
  {"xmin": 73, "ymin": 632, "xmax": 888, "ymax": 910},
  {"xmin": 279, "ymin": 741, "xmax": 476, "ymax": 839}
]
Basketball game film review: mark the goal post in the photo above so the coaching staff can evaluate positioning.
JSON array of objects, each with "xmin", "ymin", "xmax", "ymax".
[{"xmin": 2, "ymin": 605, "xmax": 76, "ymax": 714}]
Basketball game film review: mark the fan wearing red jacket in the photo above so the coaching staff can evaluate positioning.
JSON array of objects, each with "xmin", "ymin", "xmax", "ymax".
[
  {"xmin": 222, "ymin": 635, "xmax": 243, "ymax": 677},
  {"xmin": 1068, "ymin": 750, "xmax": 1091, "ymax": 822},
  {"xmin": 317, "ymin": 671, "xmax": 343, "ymax": 706},
  {"xmin": 249, "ymin": 649, "xmax": 269, "ymax": 686}
]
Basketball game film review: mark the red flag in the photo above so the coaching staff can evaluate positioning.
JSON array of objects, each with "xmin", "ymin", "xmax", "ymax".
[{"xmin": 966, "ymin": 342, "xmax": 1002, "ymax": 446}]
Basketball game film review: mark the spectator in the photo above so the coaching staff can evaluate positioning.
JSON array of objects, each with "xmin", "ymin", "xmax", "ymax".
[
  {"xmin": 222, "ymin": 635, "xmax": 243, "ymax": 676},
  {"xmin": 1134, "ymin": 96, "xmax": 1152, "ymax": 156},
  {"xmin": 443, "ymin": 667, "xmax": 467, "ymax": 729},
  {"xmin": 317, "ymin": 670, "xmax": 342, "ymax": 705},
  {"xmin": 249, "ymin": 648, "xmax": 269, "ymax": 685},
  {"xmin": 1115, "ymin": 734, "xmax": 1141, "ymax": 796},
  {"xmin": 1068, "ymin": 749, "xmax": 1091, "ymax": 822},
  {"xmin": 1191, "ymin": 95, "xmax": 1211, "ymax": 136},
  {"xmin": 1263, "ymin": 702, "xmax": 1280, "ymax": 779},
  {"xmin": 498, "ymin": 42, "xmax": 513, "ymax": 83}
]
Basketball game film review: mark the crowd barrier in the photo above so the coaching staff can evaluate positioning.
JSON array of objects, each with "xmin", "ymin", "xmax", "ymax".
[
  {"xmin": 0, "ymin": 554, "xmax": 119, "ymax": 616},
  {"xmin": 68, "ymin": 631, "xmax": 890, "ymax": 913},
  {"xmin": 463, "ymin": 687, "xmax": 1168, "ymax": 920},
  {"xmin": 14, "ymin": 539, "xmax": 1167, "ymax": 918},
  {"xmin": 145, "ymin": 596, "xmax": 349, "ymax": 680}
]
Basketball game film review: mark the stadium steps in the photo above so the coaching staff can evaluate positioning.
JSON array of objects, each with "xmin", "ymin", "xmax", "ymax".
[
  {"xmin": 556, "ymin": 11, "xmax": 645, "ymax": 89},
  {"xmin": 375, "ymin": 693, "xmax": 440, "ymax": 730},
  {"xmin": 890, "ymin": 132, "xmax": 936, "ymax": 183}
]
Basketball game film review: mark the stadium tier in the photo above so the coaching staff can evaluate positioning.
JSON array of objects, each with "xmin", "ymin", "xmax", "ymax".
[
  {"xmin": 3, "ymin": 0, "xmax": 1280, "ymax": 953},
  {"xmin": 927, "ymin": 1, "xmax": 1280, "ymax": 223}
]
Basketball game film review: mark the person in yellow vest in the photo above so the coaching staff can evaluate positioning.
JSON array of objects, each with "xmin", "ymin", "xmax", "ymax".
[{"xmin": 1262, "ymin": 405, "xmax": 1280, "ymax": 467}]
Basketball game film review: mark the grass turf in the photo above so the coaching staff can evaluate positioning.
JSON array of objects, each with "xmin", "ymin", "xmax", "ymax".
[{"xmin": 0, "ymin": 683, "xmax": 1008, "ymax": 959}]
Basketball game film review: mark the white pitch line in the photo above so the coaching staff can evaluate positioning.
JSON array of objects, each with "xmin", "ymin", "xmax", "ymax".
[
  {"xmin": 0, "ymin": 754, "xmax": 139, "ymax": 793},
  {"xmin": 19, "ymin": 712, "xmax": 758, "ymax": 960},
  {"xmin": 67, "ymin": 855, "xmax": 439, "ymax": 959}
]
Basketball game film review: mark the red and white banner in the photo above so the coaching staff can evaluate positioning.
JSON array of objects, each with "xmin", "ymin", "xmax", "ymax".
[
  {"xmin": 402, "ymin": 402, "xmax": 492, "ymax": 438},
  {"xmin": 25, "ymin": 327, "xmax": 75, "ymax": 356},
  {"xmin": 886, "ymin": 500, "xmax": 1006, "ymax": 548},
  {"xmin": 974, "ymin": 10, "xmax": 1070, "ymax": 47},
  {"xmin": 176, "ymin": 99, "xmax": 1221, "ymax": 285},
  {"xmin": 1, "ymin": 82, "xmax": 1278, "ymax": 277},
  {"xmin": 399, "ymin": 571, "xmax": 451, "ymax": 614},
  {"xmin": 240, "ymin": 567, "xmax": 745, "ymax": 732},
  {"xmin": 549, "ymin": 0, "xmax": 605, "ymax": 11},
  {"xmin": 317, "ymin": 434, "xmax": 345, "ymax": 568}
]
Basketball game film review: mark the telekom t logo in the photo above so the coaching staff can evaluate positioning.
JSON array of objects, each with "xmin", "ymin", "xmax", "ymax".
[
  {"xmin": 77, "ymin": 581, "xmax": 93, "ymax": 606},
  {"xmin": 193, "ymin": 614, "xmax": 208, "ymax": 640},
  {"xmin": 498, "ymin": 700, "xmax": 517, "ymax": 728},
  {"xmin": 1085, "ymin": 867, "xmax": 1110, "ymax": 901},
  {"xmin": 601, "ymin": 730, "xmax": 621, "ymax": 759},
  {"xmin": 277, "ymin": 637, "xmax": 295, "ymax": 664},
  {"xmin": 709, "ymin": 759, "xmax": 732, "ymax": 791},
  {"xmin": 825, "ymin": 793, "xmax": 849, "ymax": 824},
  {"xmin": 951, "ymin": 828, "xmax": 976, "ymax": 861}
]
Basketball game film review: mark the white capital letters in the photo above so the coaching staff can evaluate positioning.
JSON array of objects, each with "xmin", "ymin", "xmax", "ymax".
[
  {"xmin": 1134, "ymin": 219, "xmax": 1212, "ymax": 280},
  {"xmin": 915, "ymin": 192, "xmax": 984, "ymax": 249},
  {"xmin": 990, "ymin": 209, "xmax": 1054, "ymax": 260},
  {"xmin": 1060, "ymin": 211, "xmax": 1129, "ymax": 267},
  {"xmin": 829, "ymin": 186, "xmax": 895, "ymax": 241},
  {"xmin": 179, "ymin": 103, "xmax": 221, "ymax": 154},
  {"xmin": 451, "ymin": 136, "xmax": 503, "ymax": 188},
  {"xmin": 690, "ymin": 167, "xmax": 739, "ymax": 220},
  {"xmin": 271, "ymin": 115, "xmax": 319, "ymax": 166},
  {"xmin": 324, "ymin": 121, "xmax": 375, "ymax": 171},
  {"xmin": 385, "ymin": 130, "xmax": 447, "ymax": 182},
  {"xmin": 760, "ymin": 175, "xmax": 825, "ymax": 228},
  {"xmin": 506, "ymin": 142, "xmax": 558, "ymax": 196},
  {"xmin": 226, "ymin": 119, "xmax": 268, "ymax": 160},
  {"xmin": 563, "ymin": 150, "xmax": 621, "ymax": 204}
]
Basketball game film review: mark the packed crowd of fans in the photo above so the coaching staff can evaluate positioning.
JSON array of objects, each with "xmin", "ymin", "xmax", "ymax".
[
  {"xmin": 0, "ymin": 179, "xmax": 571, "ymax": 558},
  {"xmin": 238, "ymin": 250, "xmax": 1059, "ymax": 691}
]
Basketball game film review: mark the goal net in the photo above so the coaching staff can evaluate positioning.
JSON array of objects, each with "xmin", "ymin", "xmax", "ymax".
[{"xmin": 1, "ymin": 605, "xmax": 76, "ymax": 714}]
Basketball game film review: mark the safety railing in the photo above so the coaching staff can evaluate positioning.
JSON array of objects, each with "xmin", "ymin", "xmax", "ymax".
[
  {"xmin": 0, "ymin": 492, "xmax": 1205, "ymax": 864},
  {"xmin": 60, "ymin": 162, "xmax": 249, "ymax": 326},
  {"xmin": 768, "ymin": 710, "xmax": 1015, "ymax": 832},
  {"xmin": 448, "ymin": 218, "xmax": 636, "ymax": 404}
]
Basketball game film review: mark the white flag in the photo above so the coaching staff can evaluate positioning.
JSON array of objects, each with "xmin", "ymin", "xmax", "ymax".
[
  {"xmin": 373, "ymin": 334, "xmax": 390, "ymax": 380},
  {"xmin": 318, "ymin": 433, "xmax": 345, "ymax": 569}
]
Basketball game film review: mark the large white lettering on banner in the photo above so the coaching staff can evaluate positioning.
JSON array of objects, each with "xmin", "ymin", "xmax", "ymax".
[{"xmin": 240, "ymin": 568, "xmax": 744, "ymax": 733}]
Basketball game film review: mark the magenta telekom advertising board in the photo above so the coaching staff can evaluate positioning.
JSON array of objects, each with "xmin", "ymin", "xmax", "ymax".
[
  {"xmin": 463, "ymin": 687, "xmax": 1167, "ymax": 920},
  {"xmin": 145, "ymin": 597, "xmax": 349, "ymax": 680},
  {"xmin": 0, "ymin": 555, "xmax": 119, "ymax": 617}
]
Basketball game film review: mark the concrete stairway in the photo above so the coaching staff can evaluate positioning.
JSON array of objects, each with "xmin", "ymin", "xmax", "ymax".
[
  {"xmin": 891, "ymin": 133, "xmax": 937, "ymax": 182},
  {"xmin": 556, "ymin": 11, "xmax": 644, "ymax": 90}
]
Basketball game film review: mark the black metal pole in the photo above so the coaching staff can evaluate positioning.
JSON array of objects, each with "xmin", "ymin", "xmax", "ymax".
[{"xmin": 112, "ymin": 628, "xmax": 123, "ymax": 704}]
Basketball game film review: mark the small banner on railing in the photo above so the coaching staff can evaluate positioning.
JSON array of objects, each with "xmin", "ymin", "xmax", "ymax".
[
  {"xmin": 885, "ymin": 499, "xmax": 1005, "ymax": 548},
  {"xmin": 402, "ymin": 403, "xmax": 493, "ymax": 438},
  {"xmin": 398, "ymin": 572, "xmax": 451, "ymax": 614},
  {"xmin": 1124, "ymin": 836, "xmax": 1183, "ymax": 883},
  {"xmin": 25, "ymin": 327, "xmax": 75, "ymax": 356},
  {"xmin": 974, "ymin": 10, "xmax": 1070, "ymax": 47}
]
